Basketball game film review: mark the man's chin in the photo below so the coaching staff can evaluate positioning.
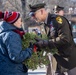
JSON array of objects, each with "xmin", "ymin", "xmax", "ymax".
[{"xmin": 36, "ymin": 20, "xmax": 42, "ymax": 23}]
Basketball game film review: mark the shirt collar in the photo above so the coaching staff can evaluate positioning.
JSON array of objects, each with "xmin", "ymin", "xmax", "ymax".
[{"xmin": 44, "ymin": 14, "xmax": 49, "ymax": 24}]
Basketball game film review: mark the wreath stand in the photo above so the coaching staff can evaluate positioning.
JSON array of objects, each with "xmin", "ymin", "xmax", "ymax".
[{"xmin": 46, "ymin": 53, "xmax": 68, "ymax": 75}]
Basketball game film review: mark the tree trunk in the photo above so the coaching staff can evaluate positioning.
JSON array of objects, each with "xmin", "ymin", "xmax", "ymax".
[{"xmin": 21, "ymin": 0, "xmax": 27, "ymax": 30}]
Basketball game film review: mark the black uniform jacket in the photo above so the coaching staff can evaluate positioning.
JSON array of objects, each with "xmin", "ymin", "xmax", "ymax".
[{"xmin": 44, "ymin": 13, "xmax": 76, "ymax": 69}]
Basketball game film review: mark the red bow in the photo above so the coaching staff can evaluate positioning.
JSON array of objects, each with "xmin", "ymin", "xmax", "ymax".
[{"xmin": 33, "ymin": 45, "xmax": 37, "ymax": 52}]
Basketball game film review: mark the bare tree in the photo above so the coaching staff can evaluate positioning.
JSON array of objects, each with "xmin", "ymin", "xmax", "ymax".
[
  {"xmin": 7, "ymin": 0, "xmax": 22, "ymax": 12},
  {"xmin": 21, "ymin": 0, "xmax": 27, "ymax": 30},
  {"xmin": 1, "ymin": 0, "xmax": 74, "ymax": 30},
  {"xmin": 0, "ymin": 0, "xmax": 4, "ymax": 11}
]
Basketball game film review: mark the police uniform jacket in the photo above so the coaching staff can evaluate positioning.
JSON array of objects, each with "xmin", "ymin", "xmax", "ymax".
[{"xmin": 44, "ymin": 13, "xmax": 76, "ymax": 70}]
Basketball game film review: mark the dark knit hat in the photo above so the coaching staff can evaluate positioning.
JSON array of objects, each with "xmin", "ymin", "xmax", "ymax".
[
  {"xmin": 4, "ymin": 11, "xmax": 20, "ymax": 24},
  {"xmin": 0, "ymin": 11, "xmax": 4, "ymax": 19},
  {"xmin": 0, "ymin": 11, "xmax": 20, "ymax": 24}
]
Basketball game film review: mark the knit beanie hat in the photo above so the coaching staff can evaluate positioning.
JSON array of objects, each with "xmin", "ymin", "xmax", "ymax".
[
  {"xmin": 0, "ymin": 11, "xmax": 4, "ymax": 19},
  {"xmin": 0, "ymin": 11, "xmax": 20, "ymax": 24}
]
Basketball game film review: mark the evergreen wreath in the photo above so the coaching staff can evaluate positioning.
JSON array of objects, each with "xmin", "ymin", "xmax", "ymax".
[{"xmin": 22, "ymin": 33, "xmax": 58, "ymax": 70}]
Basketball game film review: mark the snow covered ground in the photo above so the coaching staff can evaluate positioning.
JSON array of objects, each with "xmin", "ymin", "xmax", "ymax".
[{"xmin": 28, "ymin": 65, "xmax": 47, "ymax": 75}]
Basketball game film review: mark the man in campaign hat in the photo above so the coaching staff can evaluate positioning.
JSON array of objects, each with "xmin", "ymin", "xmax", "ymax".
[
  {"xmin": 29, "ymin": 3, "xmax": 76, "ymax": 74},
  {"xmin": 53, "ymin": 5, "xmax": 64, "ymax": 16},
  {"xmin": 29, "ymin": 3, "xmax": 47, "ymax": 22}
]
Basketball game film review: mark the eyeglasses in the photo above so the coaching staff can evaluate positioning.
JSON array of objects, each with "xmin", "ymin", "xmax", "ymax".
[{"xmin": 29, "ymin": 12, "xmax": 35, "ymax": 17}]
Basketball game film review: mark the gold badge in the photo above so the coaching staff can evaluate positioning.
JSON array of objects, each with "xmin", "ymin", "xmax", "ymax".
[{"xmin": 56, "ymin": 17, "xmax": 63, "ymax": 24}]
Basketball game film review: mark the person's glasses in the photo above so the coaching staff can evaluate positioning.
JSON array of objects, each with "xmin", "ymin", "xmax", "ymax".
[{"xmin": 29, "ymin": 12, "xmax": 35, "ymax": 17}]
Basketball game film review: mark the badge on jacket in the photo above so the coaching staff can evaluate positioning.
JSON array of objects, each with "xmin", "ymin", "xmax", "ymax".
[
  {"xmin": 50, "ymin": 21, "xmax": 55, "ymax": 37},
  {"xmin": 56, "ymin": 16, "xmax": 63, "ymax": 24}
]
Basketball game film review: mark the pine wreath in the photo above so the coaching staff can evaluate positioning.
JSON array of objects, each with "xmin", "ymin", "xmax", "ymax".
[{"xmin": 22, "ymin": 33, "xmax": 58, "ymax": 70}]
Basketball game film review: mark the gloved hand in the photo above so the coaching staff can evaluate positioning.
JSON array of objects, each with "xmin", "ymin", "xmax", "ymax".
[
  {"xmin": 34, "ymin": 38, "xmax": 42, "ymax": 42},
  {"xmin": 29, "ymin": 42, "xmax": 34, "ymax": 50},
  {"xmin": 35, "ymin": 40, "xmax": 43, "ymax": 48},
  {"xmin": 33, "ymin": 44, "xmax": 42, "ymax": 52},
  {"xmin": 34, "ymin": 38, "xmax": 49, "ymax": 48},
  {"xmin": 29, "ymin": 42, "xmax": 40, "ymax": 52},
  {"xmin": 23, "ymin": 64, "xmax": 28, "ymax": 73}
]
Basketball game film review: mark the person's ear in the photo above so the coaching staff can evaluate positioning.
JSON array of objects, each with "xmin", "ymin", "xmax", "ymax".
[{"xmin": 41, "ymin": 9, "xmax": 44, "ymax": 14}]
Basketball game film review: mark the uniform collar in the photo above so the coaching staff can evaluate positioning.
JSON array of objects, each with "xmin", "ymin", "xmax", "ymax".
[
  {"xmin": 44, "ymin": 13, "xmax": 49, "ymax": 24},
  {"xmin": 44, "ymin": 13, "xmax": 56, "ymax": 25}
]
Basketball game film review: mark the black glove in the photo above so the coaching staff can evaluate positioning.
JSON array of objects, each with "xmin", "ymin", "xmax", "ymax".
[
  {"xmin": 34, "ymin": 38, "xmax": 42, "ymax": 42},
  {"xmin": 35, "ymin": 38, "xmax": 48, "ymax": 48},
  {"xmin": 29, "ymin": 42, "xmax": 41, "ymax": 52},
  {"xmin": 34, "ymin": 44, "xmax": 41, "ymax": 52},
  {"xmin": 29, "ymin": 42, "xmax": 34, "ymax": 50},
  {"xmin": 23, "ymin": 64, "xmax": 28, "ymax": 73},
  {"xmin": 35, "ymin": 40, "xmax": 43, "ymax": 48}
]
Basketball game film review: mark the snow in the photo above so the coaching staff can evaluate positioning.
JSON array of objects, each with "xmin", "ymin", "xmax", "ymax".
[{"xmin": 28, "ymin": 66, "xmax": 47, "ymax": 75}]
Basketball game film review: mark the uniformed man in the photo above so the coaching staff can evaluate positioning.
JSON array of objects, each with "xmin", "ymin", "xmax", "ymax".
[
  {"xmin": 53, "ymin": 5, "xmax": 64, "ymax": 16},
  {"xmin": 29, "ymin": 3, "xmax": 76, "ymax": 74},
  {"xmin": 53, "ymin": 5, "xmax": 67, "ymax": 73}
]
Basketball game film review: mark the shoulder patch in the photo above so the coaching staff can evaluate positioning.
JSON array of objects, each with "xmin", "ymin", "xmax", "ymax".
[{"xmin": 56, "ymin": 16, "xmax": 63, "ymax": 24}]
